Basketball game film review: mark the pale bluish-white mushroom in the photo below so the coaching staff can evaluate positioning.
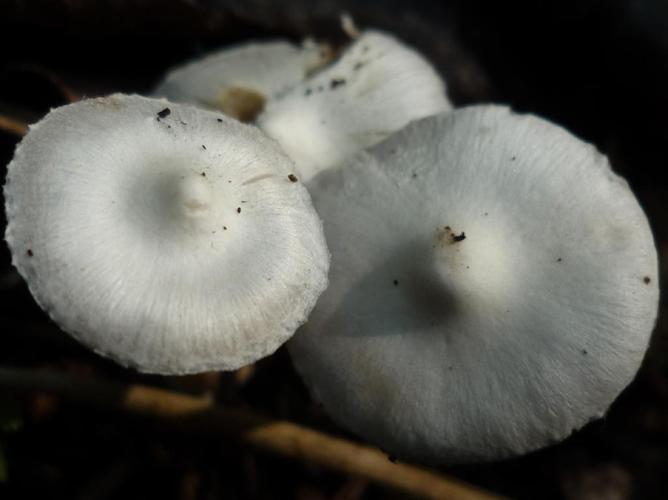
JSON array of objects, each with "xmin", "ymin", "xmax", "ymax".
[
  {"xmin": 4, "ymin": 94, "xmax": 329, "ymax": 375},
  {"xmin": 257, "ymin": 30, "xmax": 451, "ymax": 181},
  {"xmin": 154, "ymin": 40, "xmax": 330, "ymax": 122},
  {"xmin": 154, "ymin": 29, "xmax": 451, "ymax": 182},
  {"xmin": 289, "ymin": 105, "xmax": 659, "ymax": 464}
]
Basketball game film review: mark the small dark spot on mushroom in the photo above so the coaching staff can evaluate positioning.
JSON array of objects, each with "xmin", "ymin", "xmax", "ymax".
[
  {"xmin": 330, "ymin": 78, "xmax": 346, "ymax": 89},
  {"xmin": 305, "ymin": 88, "xmax": 312, "ymax": 96},
  {"xmin": 353, "ymin": 61, "xmax": 365, "ymax": 71},
  {"xmin": 362, "ymin": 45, "xmax": 370, "ymax": 53},
  {"xmin": 448, "ymin": 366, "xmax": 453, "ymax": 371},
  {"xmin": 452, "ymin": 232, "xmax": 466, "ymax": 243},
  {"xmin": 217, "ymin": 118, "xmax": 223, "ymax": 123},
  {"xmin": 201, "ymin": 172, "xmax": 206, "ymax": 177},
  {"xmin": 466, "ymin": 266, "xmax": 470, "ymax": 269},
  {"xmin": 317, "ymin": 85, "xmax": 324, "ymax": 92},
  {"xmin": 582, "ymin": 349, "xmax": 588, "ymax": 355},
  {"xmin": 412, "ymin": 173, "xmax": 417, "ymax": 179},
  {"xmin": 180, "ymin": 120, "xmax": 187, "ymax": 126},
  {"xmin": 27, "ymin": 249, "xmax": 33, "ymax": 257},
  {"xmin": 511, "ymin": 156, "xmax": 516, "ymax": 161},
  {"xmin": 643, "ymin": 276, "xmax": 651, "ymax": 284},
  {"xmin": 484, "ymin": 212, "xmax": 488, "ymax": 216},
  {"xmin": 237, "ymin": 207, "xmax": 241, "ymax": 214},
  {"xmin": 557, "ymin": 258, "xmax": 562, "ymax": 262},
  {"xmin": 228, "ymin": 180, "xmax": 232, "ymax": 183},
  {"xmin": 241, "ymin": 200, "xmax": 247, "ymax": 203},
  {"xmin": 223, "ymin": 226, "xmax": 227, "ymax": 230},
  {"xmin": 445, "ymin": 225, "xmax": 451, "ymax": 231},
  {"xmin": 388, "ymin": 455, "xmax": 398, "ymax": 463},
  {"xmin": 156, "ymin": 108, "xmax": 171, "ymax": 120},
  {"xmin": 202, "ymin": 145, "xmax": 206, "ymax": 150},
  {"xmin": 288, "ymin": 174, "xmax": 298, "ymax": 183},
  {"xmin": 167, "ymin": 125, "xmax": 171, "ymax": 129},
  {"xmin": 393, "ymin": 279, "xmax": 399, "ymax": 286}
]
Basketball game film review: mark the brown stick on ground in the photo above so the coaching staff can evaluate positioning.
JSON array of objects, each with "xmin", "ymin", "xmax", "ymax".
[
  {"xmin": 0, "ymin": 366, "xmax": 502, "ymax": 500},
  {"xmin": 0, "ymin": 115, "xmax": 29, "ymax": 136}
]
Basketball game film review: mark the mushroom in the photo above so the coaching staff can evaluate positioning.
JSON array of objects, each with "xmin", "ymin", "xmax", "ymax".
[
  {"xmin": 289, "ymin": 105, "xmax": 659, "ymax": 464},
  {"xmin": 257, "ymin": 30, "xmax": 451, "ymax": 181},
  {"xmin": 154, "ymin": 29, "xmax": 451, "ymax": 182},
  {"xmin": 4, "ymin": 94, "xmax": 329, "ymax": 375},
  {"xmin": 154, "ymin": 40, "xmax": 330, "ymax": 122}
]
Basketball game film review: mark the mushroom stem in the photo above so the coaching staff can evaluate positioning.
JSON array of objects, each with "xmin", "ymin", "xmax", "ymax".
[
  {"xmin": 0, "ymin": 114, "xmax": 29, "ymax": 136},
  {"xmin": 0, "ymin": 365, "xmax": 501, "ymax": 500}
]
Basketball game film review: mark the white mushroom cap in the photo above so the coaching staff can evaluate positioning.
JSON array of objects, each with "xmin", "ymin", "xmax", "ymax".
[
  {"xmin": 4, "ymin": 94, "xmax": 329, "ymax": 375},
  {"xmin": 257, "ymin": 30, "xmax": 452, "ymax": 181},
  {"xmin": 154, "ymin": 40, "xmax": 328, "ymax": 121},
  {"xmin": 289, "ymin": 105, "xmax": 659, "ymax": 464}
]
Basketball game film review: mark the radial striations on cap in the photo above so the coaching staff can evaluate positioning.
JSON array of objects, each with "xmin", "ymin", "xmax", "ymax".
[
  {"xmin": 289, "ymin": 105, "xmax": 659, "ymax": 464},
  {"xmin": 5, "ymin": 94, "xmax": 329, "ymax": 375}
]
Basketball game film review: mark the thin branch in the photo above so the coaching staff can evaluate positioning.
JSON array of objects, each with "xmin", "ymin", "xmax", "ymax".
[
  {"xmin": 0, "ymin": 366, "xmax": 502, "ymax": 500},
  {"xmin": 0, "ymin": 115, "xmax": 28, "ymax": 136}
]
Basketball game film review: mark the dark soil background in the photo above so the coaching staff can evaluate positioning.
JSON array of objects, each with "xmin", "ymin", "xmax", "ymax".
[{"xmin": 0, "ymin": 1, "xmax": 667, "ymax": 498}]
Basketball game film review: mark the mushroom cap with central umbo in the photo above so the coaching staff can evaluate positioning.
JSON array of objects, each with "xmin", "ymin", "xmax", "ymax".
[
  {"xmin": 4, "ymin": 94, "xmax": 329, "ymax": 375},
  {"xmin": 289, "ymin": 105, "xmax": 659, "ymax": 464}
]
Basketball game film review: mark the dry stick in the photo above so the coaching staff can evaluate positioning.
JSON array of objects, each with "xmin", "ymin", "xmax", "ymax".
[
  {"xmin": 0, "ymin": 82, "xmax": 78, "ymax": 138},
  {"xmin": 0, "ymin": 366, "xmax": 501, "ymax": 500},
  {"xmin": 0, "ymin": 115, "xmax": 29, "ymax": 136}
]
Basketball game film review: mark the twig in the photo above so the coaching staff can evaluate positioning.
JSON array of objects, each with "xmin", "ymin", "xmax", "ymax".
[
  {"xmin": 0, "ymin": 115, "xmax": 28, "ymax": 136},
  {"xmin": 0, "ymin": 366, "xmax": 502, "ymax": 500}
]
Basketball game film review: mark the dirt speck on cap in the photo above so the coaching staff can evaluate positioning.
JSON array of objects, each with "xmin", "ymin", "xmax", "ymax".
[
  {"xmin": 330, "ymin": 78, "xmax": 346, "ymax": 89},
  {"xmin": 436, "ymin": 226, "xmax": 467, "ymax": 246}
]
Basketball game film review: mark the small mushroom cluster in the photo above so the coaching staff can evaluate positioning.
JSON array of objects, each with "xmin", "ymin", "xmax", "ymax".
[
  {"xmin": 155, "ymin": 29, "xmax": 451, "ymax": 182},
  {"xmin": 3, "ymin": 21, "xmax": 659, "ymax": 465}
]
